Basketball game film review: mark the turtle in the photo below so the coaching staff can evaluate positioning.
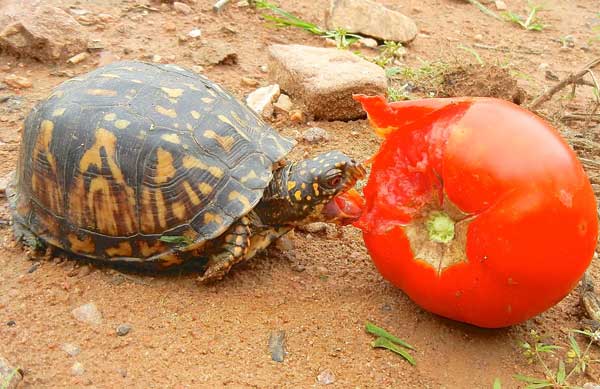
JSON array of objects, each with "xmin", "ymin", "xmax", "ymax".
[{"xmin": 8, "ymin": 60, "xmax": 366, "ymax": 282}]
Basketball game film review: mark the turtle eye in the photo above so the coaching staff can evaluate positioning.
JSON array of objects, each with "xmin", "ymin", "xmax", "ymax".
[{"xmin": 327, "ymin": 176, "xmax": 342, "ymax": 187}]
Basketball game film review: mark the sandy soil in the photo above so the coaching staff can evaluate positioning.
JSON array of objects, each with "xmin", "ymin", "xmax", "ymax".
[{"xmin": 1, "ymin": 0, "xmax": 599, "ymax": 388}]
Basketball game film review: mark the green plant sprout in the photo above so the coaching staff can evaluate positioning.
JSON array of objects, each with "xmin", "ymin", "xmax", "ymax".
[
  {"xmin": 503, "ymin": 3, "xmax": 546, "ymax": 31},
  {"xmin": 365, "ymin": 321, "xmax": 416, "ymax": 365},
  {"xmin": 252, "ymin": 0, "xmax": 362, "ymax": 49},
  {"xmin": 514, "ymin": 328, "xmax": 600, "ymax": 388}
]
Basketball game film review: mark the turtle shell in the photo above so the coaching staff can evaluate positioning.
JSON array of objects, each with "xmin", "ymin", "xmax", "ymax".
[{"xmin": 12, "ymin": 61, "xmax": 294, "ymax": 266}]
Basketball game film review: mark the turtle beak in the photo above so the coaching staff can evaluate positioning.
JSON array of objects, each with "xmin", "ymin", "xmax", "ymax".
[{"xmin": 323, "ymin": 188, "xmax": 365, "ymax": 225}]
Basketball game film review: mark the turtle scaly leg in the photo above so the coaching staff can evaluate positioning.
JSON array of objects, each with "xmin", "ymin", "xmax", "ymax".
[{"xmin": 198, "ymin": 216, "xmax": 251, "ymax": 283}]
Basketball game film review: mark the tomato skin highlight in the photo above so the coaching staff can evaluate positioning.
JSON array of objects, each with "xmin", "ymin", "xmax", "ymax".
[{"xmin": 356, "ymin": 95, "xmax": 599, "ymax": 328}]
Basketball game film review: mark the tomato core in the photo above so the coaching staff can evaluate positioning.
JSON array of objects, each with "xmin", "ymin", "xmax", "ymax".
[{"xmin": 426, "ymin": 211, "xmax": 455, "ymax": 243}]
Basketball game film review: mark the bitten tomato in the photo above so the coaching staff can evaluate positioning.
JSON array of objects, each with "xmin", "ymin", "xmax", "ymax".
[{"xmin": 354, "ymin": 95, "xmax": 599, "ymax": 328}]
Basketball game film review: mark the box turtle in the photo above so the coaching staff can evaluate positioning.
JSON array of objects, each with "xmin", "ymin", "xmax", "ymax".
[{"xmin": 8, "ymin": 61, "xmax": 366, "ymax": 282}]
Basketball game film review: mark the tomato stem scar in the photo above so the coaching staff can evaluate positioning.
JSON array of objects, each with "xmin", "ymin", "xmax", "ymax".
[{"xmin": 426, "ymin": 211, "xmax": 455, "ymax": 244}]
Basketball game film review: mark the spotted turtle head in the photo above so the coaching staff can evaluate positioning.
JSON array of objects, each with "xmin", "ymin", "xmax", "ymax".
[{"xmin": 257, "ymin": 151, "xmax": 366, "ymax": 226}]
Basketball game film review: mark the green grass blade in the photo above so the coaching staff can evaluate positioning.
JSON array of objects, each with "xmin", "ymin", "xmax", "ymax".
[
  {"xmin": 457, "ymin": 44, "xmax": 484, "ymax": 65},
  {"xmin": 556, "ymin": 360, "xmax": 566, "ymax": 384},
  {"xmin": 1, "ymin": 369, "xmax": 18, "ymax": 389},
  {"xmin": 513, "ymin": 374, "xmax": 551, "ymax": 384},
  {"xmin": 365, "ymin": 321, "xmax": 415, "ymax": 350},
  {"xmin": 568, "ymin": 333, "xmax": 581, "ymax": 357},
  {"xmin": 493, "ymin": 378, "xmax": 502, "ymax": 389},
  {"xmin": 371, "ymin": 337, "xmax": 416, "ymax": 365}
]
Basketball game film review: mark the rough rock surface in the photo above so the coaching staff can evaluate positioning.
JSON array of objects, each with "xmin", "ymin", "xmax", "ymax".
[
  {"xmin": 0, "ymin": 3, "xmax": 89, "ymax": 62},
  {"xmin": 268, "ymin": 44, "xmax": 386, "ymax": 121},
  {"xmin": 246, "ymin": 84, "xmax": 280, "ymax": 119},
  {"xmin": 325, "ymin": 0, "xmax": 417, "ymax": 43}
]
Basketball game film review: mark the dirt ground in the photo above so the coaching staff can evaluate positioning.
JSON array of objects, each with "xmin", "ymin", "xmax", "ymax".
[{"xmin": 1, "ymin": 0, "xmax": 600, "ymax": 388}]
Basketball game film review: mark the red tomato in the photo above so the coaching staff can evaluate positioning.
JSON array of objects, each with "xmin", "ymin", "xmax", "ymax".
[{"xmin": 354, "ymin": 95, "xmax": 599, "ymax": 328}]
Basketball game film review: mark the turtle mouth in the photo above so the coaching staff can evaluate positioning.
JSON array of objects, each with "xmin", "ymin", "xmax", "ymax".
[
  {"xmin": 322, "ymin": 163, "xmax": 367, "ymax": 225},
  {"xmin": 323, "ymin": 188, "xmax": 365, "ymax": 225}
]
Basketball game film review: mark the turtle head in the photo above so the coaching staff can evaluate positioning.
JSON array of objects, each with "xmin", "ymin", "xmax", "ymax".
[{"xmin": 261, "ymin": 151, "xmax": 366, "ymax": 226}]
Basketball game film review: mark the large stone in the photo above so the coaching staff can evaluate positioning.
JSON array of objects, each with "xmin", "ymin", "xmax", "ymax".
[
  {"xmin": 325, "ymin": 0, "xmax": 417, "ymax": 43},
  {"xmin": 0, "ymin": 3, "xmax": 89, "ymax": 62},
  {"xmin": 268, "ymin": 44, "xmax": 386, "ymax": 121},
  {"xmin": 0, "ymin": 356, "xmax": 22, "ymax": 389}
]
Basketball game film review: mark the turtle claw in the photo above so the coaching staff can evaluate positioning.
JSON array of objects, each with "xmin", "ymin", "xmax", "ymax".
[{"xmin": 580, "ymin": 271, "xmax": 600, "ymax": 330}]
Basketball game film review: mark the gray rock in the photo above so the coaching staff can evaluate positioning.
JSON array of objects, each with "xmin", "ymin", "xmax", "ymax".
[
  {"xmin": 71, "ymin": 361, "xmax": 85, "ymax": 376},
  {"xmin": 268, "ymin": 330, "xmax": 286, "ymax": 362},
  {"xmin": 72, "ymin": 302, "xmax": 103, "ymax": 326},
  {"xmin": 0, "ymin": 356, "xmax": 22, "ymax": 389},
  {"xmin": 246, "ymin": 84, "xmax": 280, "ymax": 119},
  {"xmin": 116, "ymin": 323, "xmax": 132, "ymax": 336},
  {"xmin": 268, "ymin": 44, "xmax": 386, "ymax": 121},
  {"xmin": 325, "ymin": 0, "xmax": 417, "ymax": 43},
  {"xmin": 61, "ymin": 343, "xmax": 81, "ymax": 357},
  {"xmin": 301, "ymin": 127, "xmax": 330, "ymax": 143},
  {"xmin": 317, "ymin": 369, "xmax": 336, "ymax": 385},
  {"xmin": 0, "ymin": 3, "xmax": 89, "ymax": 62}
]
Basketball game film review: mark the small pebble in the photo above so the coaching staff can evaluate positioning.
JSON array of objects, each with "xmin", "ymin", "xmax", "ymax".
[
  {"xmin": 78, "ymin": 265, "xmax": 91, "ymax": 277},
  {"xmin": 188, "ymin": 28, "xmax": 202, "ymax": 38},
  {"xmin": 61, "ymin": 343, "xmax": 81, "ymax": 357},
  {"xmin": 164, "ymin": 22, "xmax": 176, "ymax": 32},
  {"xmin": 151, "ymin": 55, "xmax": 162, "ymax": 63},
  {"xmin": 583, "ymin": 384, "xmax": 600, "ymax": 389},
  {"xmin": 98, "ymin": 13, "xmax": 114, "ymax": 23},
  {"xmin": 173, "ymin": 2, "xmax": 193, "ymax": 14},
  {"xmin": 117, "ymin": 368, "xmax": 127, "ymax": 378},
  {"xmin": 259, "ymin": 64, "xmax": 268, "ymax": 73},
  {"xmin": 27, "ymin": 262, "xmax": 41, "ymax": 273},
  {"xmin": 241, "ymin": 77, "xmax": 259, "ymax": 87},
  {"xmin": 6, "ymin": 320, "xmax": 15, "ymax": 327},
  {"xmin": 268, "ymin": 330, "xmax": 286, "ymax": 362},
  {"xmin": 291, "ymin": 263, "xmax": 306, "ymax": 272},
  {"xmin": 301, "ymin": 127, "xmax": 330, "ymax": 144},
  {"xmin": 67, "ymin": 52, "xmax": 89, "ymax": 64},
  {"xmin": 317, "ymin": 369, "xmax": 336, "ymax": 385},
  {"xmin": 474, "ymin": 34, "xmax": 483, "ymax": 42},
  {"xmin": 494, "ymin": 0, "xmax": 507, "ymax": 10},
  {"xmin": 289, "ymin": 110, "xmax": 304, "ymax": 123},
  {"xmin": 358, "ymin": 37, "xmax": 378, "ymax": 48},
  {"xmin": 4, "ymin": 74, "xmax": 32, "ymax": 89},
  {"xmin": 116, "ymin": 323, "xmax": 132, "ymax": 336},
  {"xmin": 273, "ymin": 94, "xmax": 293, "ymax": 113},
  {"xmin": 71, "ymin": 362, "xmax": 85, "ymax": 376},
  {"xmin": 191, "ymin": 65, "xmax": 204, "ymax": 73},
  {"xmin": 301, "ymin": 222, "xmax": 328, "ymax": 233},
  {"xmin": 72, "ymin": 302, "xmax": 103, "ymax": 326}
]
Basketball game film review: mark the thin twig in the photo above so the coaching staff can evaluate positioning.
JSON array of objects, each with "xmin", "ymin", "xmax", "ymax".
[
  {"xmin": 473, "ymin": 43, "xmax": 543, "ymax": 55},
  {"xmin": 561, "ymin": 113, "xmax": 600, "ymax": 123},
  {"xmin": 529, "ymin": 57, "xmax": 600, "ymax": 110},
  {"xmin": 580, "ymin": 157, "xmax": 600, "ymax": 169}
]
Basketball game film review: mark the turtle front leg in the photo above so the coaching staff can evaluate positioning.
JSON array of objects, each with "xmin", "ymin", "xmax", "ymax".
[{"xmin": 198, "ymin": 216, "xmax": 251, "ymax": 283}]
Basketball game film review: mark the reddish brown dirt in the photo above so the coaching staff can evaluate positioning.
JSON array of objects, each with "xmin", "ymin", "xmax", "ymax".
[{"xmin": 1, "ymin": 0, "xmax": 599, "ymax": 388}]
